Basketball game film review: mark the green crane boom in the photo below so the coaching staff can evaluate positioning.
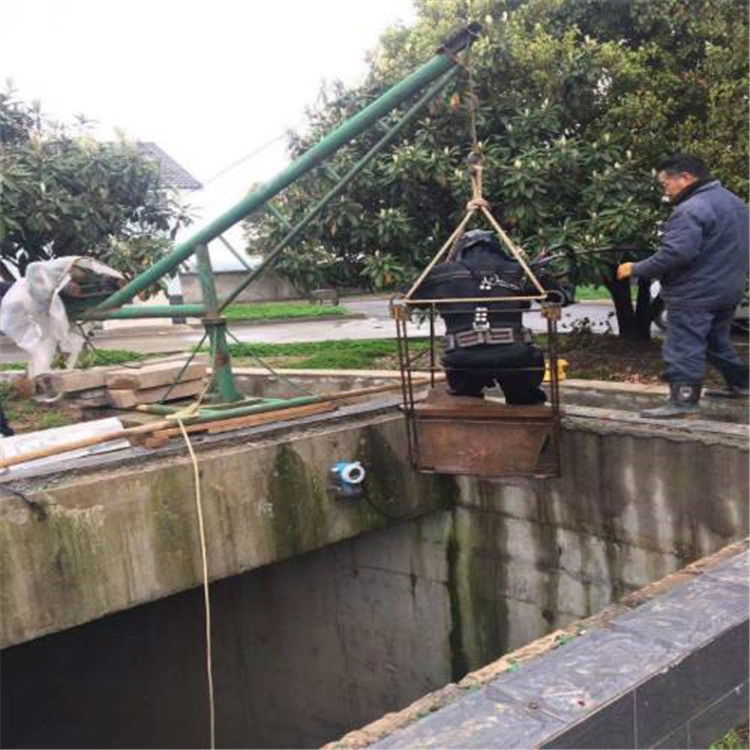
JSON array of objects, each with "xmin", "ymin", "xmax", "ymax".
[{"xmin": 80, "ymin": 23, "xmax": 481, "ymax": 411}]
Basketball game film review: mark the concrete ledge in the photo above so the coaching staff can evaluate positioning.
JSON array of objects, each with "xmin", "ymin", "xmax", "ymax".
[
  {"xmin": 561, "ymin": 379, "xmax": 748, "ymax": 425},
  {"xmin": 187, "ymin": 312, "xmax": 367, "ymax": 328},
  {"xmin": 0, "ymin": 405, "xmax": 452, "ymax": 648},
  {"xmin": 563, "ymin": 404, "xmax": 749, "ymax": 448},
  {"xmin": 330, "ymin": 541, "xmax": 750, "ymax": 749},
  {"xmin": 229, "ymin": 372, "xmax": 748, "ymax": 424},
  {"xmin": 1, "ymin": 396, "xmax": 746, "ymax": 650}
]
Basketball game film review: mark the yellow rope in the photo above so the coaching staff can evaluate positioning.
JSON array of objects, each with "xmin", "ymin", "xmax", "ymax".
[
  {"xmin": 403, "ymin": 209, "xmax": 476, "ymax": 300},
  {"xmin": 404, "ymin": 160, "xmax": 547, "ymax": 301},
  {"xmin": 177, "ymin": 418, "xmax": 215, "ymax": 750}
]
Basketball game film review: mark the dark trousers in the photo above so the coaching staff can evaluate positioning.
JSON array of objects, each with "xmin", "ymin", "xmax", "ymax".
[
  {"xmin": 443, "ymin": 343, "xmax": 547, "ymax": 404},
  {"xmin": 663, "ymin": 307, "xmax": 749, "ymax": 386}
]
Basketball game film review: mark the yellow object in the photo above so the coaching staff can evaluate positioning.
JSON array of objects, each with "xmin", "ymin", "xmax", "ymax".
[
  {"xmin": 544, "ymin": 358, "xmax": 568, "ymax": 383},
  {"xmin": 617, "ymin": 262, "xmax": 634, "ymax": 280}
]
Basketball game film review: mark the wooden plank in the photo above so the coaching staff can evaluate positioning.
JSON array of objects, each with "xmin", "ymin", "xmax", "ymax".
[
  {"xmin": 206, "ymin": 401, "xmax": 335, "ymax": 434},
  {"xmin": 148, "ymin": 401, "xmax": 336, "ymax": 441},
  {"xmin": 132, "ymin": 353, "xmax": 209, "ymax": 367},
  {"xmin": 413, "ymin": 405, "xmax": 554, "ymax": 421},
  {"xmin": 30, "ymin": 355, "xmax": 208, "ymax": 396},
  {"xmin": 106, "ymin": 361, "xmax": 207, "ymax": 390},
  {"xmin": 415, "ymin": 386, "xmax": 555, "ymax": 420},
  {"xmin": 143, "ymin": 434, "xmax": 170, "ymax": 449},
  {"xmin": 36, "ymin": 369, "xmax": 109, "ymax": 394},
  {"xmin": 107, "ymin": 379, "xmax": 204, "ymax": 409}
]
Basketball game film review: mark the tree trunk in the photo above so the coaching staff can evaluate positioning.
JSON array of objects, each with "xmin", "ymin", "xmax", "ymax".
[
  {"xmin": 603, "ymin": 274, "xmax": 654, "ymax": 341},
  {"xmin": 604, "ymin": 275, "xmax": 636, "ymax": 339},
  {"xmin": 634, "ymin": 278, "xmax": 654, "ymax": 340}
]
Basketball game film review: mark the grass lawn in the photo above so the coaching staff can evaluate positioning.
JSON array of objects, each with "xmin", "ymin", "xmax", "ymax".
[
  {"xmin": 0, "ymin": 381, "xmax": 81, "ymax": 433},
  {"xmin": 225, "ymin": 333, "xmax": 745, "ymax": 387},
  {"xmin": 223, "ymin": 301, "xmax": 349, "ymax": 321},
  {"xmin": 710, "ymin": 724, "xmax": 749, "ymax": 750},
  {"xmin": 0, "ymin": 348, "xmax": 147, "ymax": 372},
  {"xmin": 575, "ymin": 284, "xmax": 637, "ymax": 301},
  {"xmin": 226, "ymin": 339, "xmax": 430, "ymax": 370}
]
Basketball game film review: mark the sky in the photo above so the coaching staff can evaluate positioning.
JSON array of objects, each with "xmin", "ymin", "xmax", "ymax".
[{"xmin": 1, "ymin": 0, "xmax": 417, "ymax": 262}]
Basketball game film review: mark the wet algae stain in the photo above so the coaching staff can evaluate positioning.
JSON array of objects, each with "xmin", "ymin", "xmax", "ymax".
[
  {"xmin": 148, "ymin": 469, "xmax": 197, "ymax": 584},
  {"xmin": 532, "ymin": 481, "xmax": 561, "ymax": 632},
  {"xmin": 447, "ymin": 497, "xmax": 510, "ymax": 677},
  {"xmin": 446, "ymin": 520, "xmax": 469, "ymax": 681},
  {"xmin": 268, "ymin": 445, "xmax": 329, "ymax": 559},
  {"xmin": 356, "ymin": 427, "xmax": 455, "ymax": 522}
]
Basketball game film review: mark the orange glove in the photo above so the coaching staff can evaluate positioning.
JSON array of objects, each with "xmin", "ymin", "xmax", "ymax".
[{"xmin": 617, "ymin": 262, "xmax": 634, "ymax": 280}]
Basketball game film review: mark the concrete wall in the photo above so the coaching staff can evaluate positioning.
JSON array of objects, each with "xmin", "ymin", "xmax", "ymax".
[
  {"xmin": 1, "ymin": 404, "xmax": 747, "ymax": 748},
  {"xmin": 1, "ymin": 406, "xmax": 747, "ymax": 654},
  {"xmin": 338, "ymin": 545, "xmax": 749, "ymax": 750},
  {"xmin": 2, "ymin": 514, "xmax": 455, "ymax": 749},
  {"xmin": 450, "ymin": 424, "xmax": 749, "ymax": 668},
  {"xmin": 0, "ymin": 413, "xmax": 454, "ymax": 648},
  {"xmin": 180, "ymin": 270, "xmax": 300, "ymax": 303}
]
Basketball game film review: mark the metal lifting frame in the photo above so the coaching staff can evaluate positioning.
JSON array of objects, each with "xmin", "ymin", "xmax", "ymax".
[{"xmin": 76, "ymin": 24, "xmax": 481, "ymax": 417}]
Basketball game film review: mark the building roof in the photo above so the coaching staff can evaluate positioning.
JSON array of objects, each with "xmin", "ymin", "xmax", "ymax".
[{"xmin": 136, "ymin": 142, "xmax": 203, "ymax": 190}]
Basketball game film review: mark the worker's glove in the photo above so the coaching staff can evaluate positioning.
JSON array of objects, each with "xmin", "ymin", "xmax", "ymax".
[{"xmin": 616, "ymin": 262, "xmax": 634, "ymax": 280}]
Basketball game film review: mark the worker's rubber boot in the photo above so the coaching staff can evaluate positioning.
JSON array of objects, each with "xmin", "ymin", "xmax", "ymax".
[
  {"xmin": 640, "ymin": 383, "xmax": 701, "ymax": 419},
  {"xmin": 704, "ymin": 383, "xmax": 750, "ymax": 399}
]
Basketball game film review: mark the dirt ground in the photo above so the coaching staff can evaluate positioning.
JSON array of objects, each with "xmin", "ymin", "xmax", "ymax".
[
  {"xmin": 370, "ymin": 332, "xmax": 749, "ymax": 386},
  {"xmin": 557, "ymin": 331, "xmax": 749, "ymax": 386}
]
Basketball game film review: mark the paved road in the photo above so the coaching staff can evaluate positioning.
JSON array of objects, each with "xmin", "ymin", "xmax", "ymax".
[
  {"xmin": 347, "ymin": 296, "xmax": 617, "ymax": 329},
  {"xmin": 0, "ymin": 298, "xmax": 618, "ymax": 364}
]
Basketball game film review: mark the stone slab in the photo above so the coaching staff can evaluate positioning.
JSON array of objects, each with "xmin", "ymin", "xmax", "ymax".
[
  {"xmin": 368, "ymin": 551, "xmax": 750, "ymax": 749},
  {"xmin": 107, "ymin": 378, "xmax": 204, "ymax": 408},
  {"xmin": 611, "ymin": 573, "xmax": 749, "ymax": 653},
  {"xmin": 701, "ymin": 551, "xmax": 750, "ymax": 588},
  {"xmin": 374, "ymin": 689, "xmax": 566, "ymax": 749},
  {"xmin": 542, "ymin": 692, "xmax": 635, "ymax": 749},
  {"xmin": 484, "ymin": 627, "xmax": 674, "ymax": 723},
  {"xmin": 634, "ymin": 621, "xmax": 749, "ymax": 747},
  {"xmin": 105, "ymin": 361, "xmax": 207, "ymax": 390}
]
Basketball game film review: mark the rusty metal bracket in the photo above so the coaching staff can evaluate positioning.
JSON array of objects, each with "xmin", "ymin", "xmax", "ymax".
[
  {"xmin": 390, "ymin": 298, "xmax": 412, "ymax": 322},
  {"xmin": 541, "ymin": 303, "xmax": 562, "ymax": 321}
]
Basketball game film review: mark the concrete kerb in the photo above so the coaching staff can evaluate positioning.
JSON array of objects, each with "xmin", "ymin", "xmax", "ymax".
[
  {"xmin": 231, "ymin": 369, "xmax": 748, "ymax": 424},
  {"xmin": 0, "ymin": 376, "xmax": 746, "ymax": 486},
  {"xmin": 186, "ymin": 312, "xmax": 367, "ymax": 329},
  {"xmin": 560, "ymin": 379, "xmax": 748, "ymax": 424}
]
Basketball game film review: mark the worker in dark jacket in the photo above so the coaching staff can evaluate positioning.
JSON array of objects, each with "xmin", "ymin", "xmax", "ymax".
[
  {"xmin": 618, "ymin": 154, "xmax": 749, "ymax": 418},
  {"xmin": 411, "ymin": 230, "xmax": 570, "ymax": 404}
]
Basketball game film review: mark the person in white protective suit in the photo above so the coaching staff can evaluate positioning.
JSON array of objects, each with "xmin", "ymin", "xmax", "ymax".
[
  {"xmin": 0, "ymin": 257, "xmax": 123, "ymax": 380},
  {"xmin": 0, "ymin": 279, "xmax": 14, "ymax": 435}
]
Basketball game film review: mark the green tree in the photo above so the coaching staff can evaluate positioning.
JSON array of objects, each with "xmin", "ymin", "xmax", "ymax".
[
  {"xmin": 0, "ymin": 87, "xmax": 193, "ymax": 282},
  {"xmin": 245, "ymin": 0, "xmax": 748, "ymax": 339}
]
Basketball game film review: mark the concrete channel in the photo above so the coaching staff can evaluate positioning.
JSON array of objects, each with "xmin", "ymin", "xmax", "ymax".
[{"xmin": 0, "ymin": 375, "xmax": 747, "ymax": 748}]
